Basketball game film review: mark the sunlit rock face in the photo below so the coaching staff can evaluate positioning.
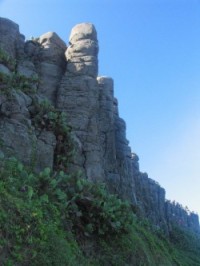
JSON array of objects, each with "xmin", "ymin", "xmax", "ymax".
[
  {"xmin": 66, "ymin": 23, "xmax": 98, "ymax": 77},
  {"xmin": 0, "ymin": 17, "xmax": 199, "ymax": 235},
  {"xmin": 37, "ymin": 31, "xmax": 67, "ymax": 104},
  {"xmin": 56, "ymin": 23, "xmax": 104, "ymax": 182}
]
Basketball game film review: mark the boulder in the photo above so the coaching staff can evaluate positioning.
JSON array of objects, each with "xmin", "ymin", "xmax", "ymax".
[
  {"xmin": 66, "ymin": 23, "xmax": 98, "ymax": 77},
  {"xmin": 0, "ymin": 17, "xmax": 20, "ymax": 60}
]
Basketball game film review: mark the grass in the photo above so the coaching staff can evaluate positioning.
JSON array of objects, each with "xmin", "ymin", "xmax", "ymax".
[{"xmin": 0, "ymin": 157, "xmax": 199, "ymax": 265}]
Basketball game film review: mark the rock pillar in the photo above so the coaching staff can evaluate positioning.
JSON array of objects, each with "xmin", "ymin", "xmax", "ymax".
[{"xmin": 57, "ymin": 23, "xmax": 104, "ymax": 181}]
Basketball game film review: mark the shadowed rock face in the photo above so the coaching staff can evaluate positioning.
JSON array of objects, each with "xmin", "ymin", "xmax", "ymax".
[
  {"xmin": 0, "ymin": 17, "xmax": 20, "ymax": 60},
  {"xmin": 37, "ymin": 31, "xmax": 66, "ymax": 103},
  {"xmin": 0, "ymin": 17, "xmax": 199, "ymax": 235}
]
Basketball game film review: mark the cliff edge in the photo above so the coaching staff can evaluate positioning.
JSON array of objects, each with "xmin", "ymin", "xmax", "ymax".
[{"xmin": 0, "ymin": 17, "xmax": 199, "ymax": 236}]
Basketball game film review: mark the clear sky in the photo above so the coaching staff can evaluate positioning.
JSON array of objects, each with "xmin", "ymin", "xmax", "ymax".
[{"xmin": 1, "ymin": 0, "xmax": 200, "ymax": 216}]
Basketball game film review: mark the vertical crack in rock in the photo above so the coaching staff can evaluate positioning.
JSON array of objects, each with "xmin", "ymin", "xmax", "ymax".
[{"xmin": 57, "ymin": 23, "xmax": 104, "ymax": 182}]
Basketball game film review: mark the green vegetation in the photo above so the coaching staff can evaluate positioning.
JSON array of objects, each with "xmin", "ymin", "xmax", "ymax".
[
  {"xmin": 30, "ymin": 100, "xmax": 74, "ymax": 171},
  {"xmin": 0, "ymin": 47, "xmax": 38, "ymax": 95},
  {"xmin": 0, "ymin": 157, "xmax": 200, "ymax": 265},
  {"xmin": 0, "ymin": 47, "xmax": 16, "ymax": 70},
  {"xmin": 0, "ymin": 158, "xmax": 88, "ymax": 265},
  {"xmin": 0, "ymin": 72, "xmax": 38, "ymax": 95}
]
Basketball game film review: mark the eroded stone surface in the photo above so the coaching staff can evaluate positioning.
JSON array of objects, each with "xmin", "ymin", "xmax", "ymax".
[
  {"xmin": 66, "ymin": 23, "xmax": 98, "ymax": 77},
  {"xmin": 37, "ymin": 32, "xmax": 66, "ymax": 104},
  {"xmin": 57, "ymin": 24, "xmax": 103, "ymax": 181},
  {"xmin": 0, "ymin": 17, "xmax": 20, "ymax": 60}
]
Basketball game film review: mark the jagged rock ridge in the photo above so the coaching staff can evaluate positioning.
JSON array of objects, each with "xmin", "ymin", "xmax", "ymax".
[{"xmin": 0, "ymin": 17, "xmax": 199, "ymax": 235}]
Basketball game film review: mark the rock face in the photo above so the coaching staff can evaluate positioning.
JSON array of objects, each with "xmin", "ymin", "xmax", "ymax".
[
  {"xmin": 38, "ymin": 32, "xmax": 66, "ymax": 103},
  {"xmin": 0, "ymin": 18, "xmax": 20, "ymax": 61},
  {"xmin": 0, "ymin": 17, "xmax": 199, "ymax": 235},
  {"xmin": 57, "ymin": 23, "xmax": 104, "ymax": 182}
]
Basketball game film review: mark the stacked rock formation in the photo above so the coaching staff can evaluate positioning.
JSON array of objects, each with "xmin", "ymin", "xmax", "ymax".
[
  {"xmin": 57, "ymin": 23, "xmax": 105, "ymax": 182},
  {"xmin": 0, "ymin": 17, "xmax": 199, "ymax": 235}
]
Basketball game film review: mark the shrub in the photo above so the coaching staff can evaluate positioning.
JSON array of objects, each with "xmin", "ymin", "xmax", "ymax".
[
  {"xmin": 0, "ymin": 157, "xmax": 133, "ymax": 265},
  {"xmin": 30, "ymin": 100, "xmax": 74, "ymax": 171},
  {"xmin": 0, "ymin": 72, "xmax": 38, "ymax": 96},
  {"xmin": 0, "ymin": 157, "xmax": 200, "ymax": 265},
  {"xmin": 0, "ymin": 158, "xmax": 87, "ymax": 265},
  {"xmin": 0, "ymin": 47, "xmax": 16, "ymax": 70}
]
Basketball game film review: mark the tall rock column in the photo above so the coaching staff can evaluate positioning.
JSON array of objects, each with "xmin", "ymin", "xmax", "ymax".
[
  {"xmin": 37, "ymin": 32, "xmax": 66, "ymax": 104},
  {"xmin": 97, "ymin": 77, "xmax": 120, "ymax": 192},
  {"xmin": 114, "ymin": 101, "xmax": 137, "ymax": 204},
  {"xmin": 0, "ymin": 17, "xmax": 20, "ymax": 62},
  {"xmin": 56, "ymin": 23, "xmax": 104, "ymax": 181}
]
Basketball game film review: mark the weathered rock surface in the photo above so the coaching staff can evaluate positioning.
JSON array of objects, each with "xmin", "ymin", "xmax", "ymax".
[
  {"xmin": 0, "ymin": 17, "xmax": 19, "ymax": 61},
  {"xmin": 98, "ymin": 77, "xmax": 119, "ymax": 188},
  {"xmin": 0, "ymin": 18, "xmax": 58, "ymax": 172},
  {"xmin": 57, "ymin": 23, "xmax": 103, "ymax": 182},
  {"xmin": 165, "ymin": 200, "xmax": 200, "ymax": 234},
  {"xmin": 37, "ymin": 32, "xmax": 66, "ymax": 104},
  {"xmin": 66, "ymin": 23, "xmax": 98, "ymax": 78},
  {"xmin": 0, "ymin": 64, "xmax": 11, "ymax": 75},
  {"xmin": 134, "ymin": 170, "xmax": 168, "ymax": 231},
  {"xmin": 97, "ymin": 76, "xmax": 136, "ymax": 203},
  {"xmin": 0, "ymin": 17, "xmax": 199, "ymax": 235}
]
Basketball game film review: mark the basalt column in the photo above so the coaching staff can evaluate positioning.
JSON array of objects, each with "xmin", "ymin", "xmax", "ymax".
[
  {"xmin": 56, "ymin": 23, "xmax": 104, "ymax": 181},
  {"xmin": 114, "ymin": 100, "xmax": 137, "ymax": 204},
  {"xmin": 97, "ymin": 77, "xmax": 120, "ymax": 192}
]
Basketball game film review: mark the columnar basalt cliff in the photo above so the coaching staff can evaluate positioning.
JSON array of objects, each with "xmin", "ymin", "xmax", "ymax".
[{"xmin": 0, "ymin": 17, "xmax": 199, "ymax": 235}]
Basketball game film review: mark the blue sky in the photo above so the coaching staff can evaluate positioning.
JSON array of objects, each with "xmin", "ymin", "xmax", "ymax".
[{"xmin": 1, "ymin": 0, "xmax": 200, "ymax": 216}]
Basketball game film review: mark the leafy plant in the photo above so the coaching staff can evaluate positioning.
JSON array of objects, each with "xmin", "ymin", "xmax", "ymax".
[
  {"xmin": 0, "ymin": 72, "xmax": 38, "ymax": 96},
  {"xmin": 64, "ymin": 175, "xmax": 135, "ymax": 238},
  {"xmin": 0, "ymin": 47, "xmax": 16, "ymax": 70},
  {"xmin": 31, "ymin": 100, "xmax": 74, "ymax": 171},
  {"xmin": 0, "ymin": 158, "xmax": 87, "ymax": 265},
  {"xmin": 0, "ymin": 157, "xmax": 200, "ymax": 265}
]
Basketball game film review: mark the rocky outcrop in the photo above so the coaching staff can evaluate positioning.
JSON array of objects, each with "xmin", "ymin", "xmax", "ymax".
[
  {"xmin": 0, "ymin": 18, "xmax": 21, "ymax": 62},
  {"xmin": 56, "ymin": 23, "xmax": 104, "ymax": 182},
  {"xmin": 132, "ymin": 154, "xmax": 167, "ymax": 230},
  {"xmin": 38, "ymin": 32, "xmax": 66, "ymax": 104},
  {"xmin": 165, "ymin": 200, "xmax": 200, "ymax": 234},
  {"xmin": 0, "ymin": 17, "xmax": 57, "ymax": 172},
  {"xmin": 0, "ymin": 17, "xmax": 199, "ymax": 235},
  {"xmin": 132, "ymin": 155, "xmax": 200, "ymax": 234},
  {"xmin": 97, "ymin": 77, "xmax": 136, "ymax": 203}
]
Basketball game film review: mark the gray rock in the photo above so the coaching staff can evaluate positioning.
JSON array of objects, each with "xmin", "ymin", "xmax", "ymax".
[
  {"xmin": 35, "ymin": 131, "xmax": 56, "ymax": 172},
  {"xmin": 57, "ymin": 73, "xmax": 104, "ymax": 181},
  {"xmin": 165, "ymin": 200, "xmax": 200, "ymax": 234},
  {"xmin": 38, "ymin": 62, "xmax": 64, "ymax": 103},
  {"xmin": 0, "ymin": 90, "xmax": 31, "ymax": 121},
  {"xmin": 24, "ymin": 40, "xmax": 40, "ymax": 59},
  {"xmin": 39, "ymin": 32, "xmax": 66, "ymax": 66},
  {"xmin": 0, "ymin": 118, "xmax": 36, "ymax": 165},
  {"xmin": 133, "ymin": 171, "xmax": 167, "ymax": 230},
  {"xmin": 69, "ymin": 23, "xmax": 97, "ymax": 43},
  {"xmin": 0, "ymin": 64, "xmax": 11, "ymax": 75},
  {"xmin": 0, "ymin": 18, "xmax": 199, "ymax": 236},
  {"xmin": 98, "ymin": 77, "xmax": 117, "ymax": 177},
  {"xmin": 66, "ymin": 23, "xmax": 98, "ymax": 78},
  {"xmin": 37, "ymin": 32, "xmax": 66, "ymax": 104},
  {"xmin": 17, "ymin": 60, "xmax": 37, "ymax": 78},
  {"xmin": 57, "ymin": 23, "xmax": 103, "ymax": 182},
  {"xmin": 0, "ymin": 17, "xmax": 19, "ymax": 60}
]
